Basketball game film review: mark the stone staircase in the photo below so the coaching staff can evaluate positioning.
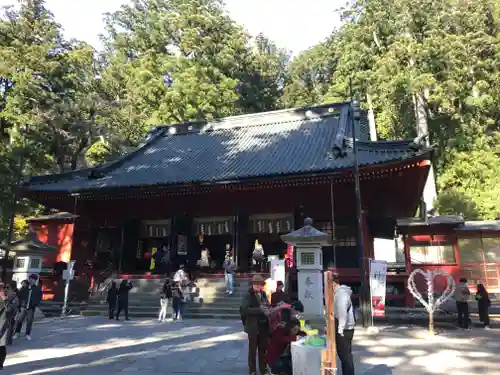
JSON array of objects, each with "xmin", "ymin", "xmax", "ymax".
[{"xmin": 82, "ymin": 276, "xmax": 252, "ymax": 319}]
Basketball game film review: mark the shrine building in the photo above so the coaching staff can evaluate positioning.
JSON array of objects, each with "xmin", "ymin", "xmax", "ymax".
[{"xmin": 21, "ymin": 102, "xmax": 433, "ymax": 303}]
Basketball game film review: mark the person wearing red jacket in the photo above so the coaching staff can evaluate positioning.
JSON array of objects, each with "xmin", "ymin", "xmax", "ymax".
[{"xmin": 266, "ymin": 318, "xmax": 305, "ymax": 375}]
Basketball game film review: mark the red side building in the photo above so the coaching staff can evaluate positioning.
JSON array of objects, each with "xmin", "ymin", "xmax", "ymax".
[
  {"xmin": 21, "ymin": 102, "xmax": 433, "ymax": 301},
  {"xmin": 398, "ymin": 217, "xmax": 500, "ymax": 305}
]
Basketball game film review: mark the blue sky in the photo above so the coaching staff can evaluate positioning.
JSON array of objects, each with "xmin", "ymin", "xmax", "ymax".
[{"xmin": 0, "ymin": 0, "xmax": 343, "ymax": 54}]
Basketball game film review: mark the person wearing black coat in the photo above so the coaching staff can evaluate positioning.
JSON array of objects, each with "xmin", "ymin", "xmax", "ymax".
[
  {"xmin": 14, "ymin": 274, "xmax": 41, "ymax": 340},
  {"xmin": 107, "ymin": 281, "xmax": 118, "ymax": 320},
  {"xmin": 116, "ymin": 280, "xmax": 133, "ymax": 321},
  {"xmin": 0, "ymin": 281, "xmax": 20, "ymax": 370},
  {"xmin": 476, "ymin": 283, "xmax": 491, "ymax": 329}
]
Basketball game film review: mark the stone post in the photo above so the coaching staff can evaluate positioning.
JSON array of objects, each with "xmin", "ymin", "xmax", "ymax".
[{"xmin": 281, "ymin": 217, "xmax": 329, "ymax": 329}]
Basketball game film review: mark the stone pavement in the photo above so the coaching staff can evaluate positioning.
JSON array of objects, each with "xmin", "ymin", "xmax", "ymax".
[{"xmin": 3, "ymin": 317, "xmax": 500, "ymax": 375}]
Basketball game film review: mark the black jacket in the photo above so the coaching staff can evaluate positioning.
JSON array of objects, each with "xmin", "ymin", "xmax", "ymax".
[
  {"xmin": 172, "ymin": 286, "xmax": 183, "ymax": 301},
  {"xmin": 107, "ymin": 286, "xmax": 118, "ymax": 305},
  {"xmin": 18, "ymin": 285, "xmax": 42, "ymax": 310},
  {"xmin": 118, "ymin": 281, "xmax": 133, "ymax": 303},
  {"xmin": 163, "ymin": 283, "xmax": 173, "ymax": 299},
  {"xmin": 240, "ymin": 289, "xmax": 270, "ymax": 335}
]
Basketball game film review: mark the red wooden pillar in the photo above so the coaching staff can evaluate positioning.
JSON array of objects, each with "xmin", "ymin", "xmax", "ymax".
[
  {"xmin": 361, "ymin": 214, "xmax": 372, "ymax": 303},
  {"xmin": 361, "ymin": 214, "xmax": 373, "ymax": 261},
  {"xmin": 403, "ymin": 234, "xmax": 414, "ymax": 307}
]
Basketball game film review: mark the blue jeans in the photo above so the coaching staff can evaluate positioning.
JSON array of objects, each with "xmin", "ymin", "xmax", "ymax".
[
  {"xmin": 225, "ymin": 273, "xmax": 234, "ymax": 293},
  {"xmin": 172, "ymin": 300, "xmax": 186, "ymax": 320}
]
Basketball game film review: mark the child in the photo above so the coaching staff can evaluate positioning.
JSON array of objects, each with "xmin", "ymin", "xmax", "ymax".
[
  {"xmin": 476, "ymin": 283, "xmax": 491, "ymax": 329},
  {"xmin": 171, "ymin": 282, "xmax": 184, "ymax": 321},
  {"xmin": 158, "ymin": 294, "xmax": 168, "ymax": 323}
]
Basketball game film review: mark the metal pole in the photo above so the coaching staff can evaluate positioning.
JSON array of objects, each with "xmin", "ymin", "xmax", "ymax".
[{"xmin": 350, "ymin": 79, "xmax": 370, "ymax": 328}]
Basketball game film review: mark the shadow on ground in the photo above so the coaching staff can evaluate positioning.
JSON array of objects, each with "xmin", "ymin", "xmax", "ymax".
[{"xmin": 4, "ymin": 317, "xmax": 500, "ymax": 375}]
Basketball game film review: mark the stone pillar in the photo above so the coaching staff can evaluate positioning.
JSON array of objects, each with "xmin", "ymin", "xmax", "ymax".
[{"xmin": 281, "ymin": 217, "xmax": 329, "ymax": 329}]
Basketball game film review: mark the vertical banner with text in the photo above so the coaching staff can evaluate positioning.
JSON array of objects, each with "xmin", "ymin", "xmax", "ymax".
[{"xmin": 369, "ymin": 259, "xmax": 388, "ymax": 317}]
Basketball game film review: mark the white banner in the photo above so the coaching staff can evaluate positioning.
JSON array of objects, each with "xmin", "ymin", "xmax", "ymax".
[{"xmin": 369, "ymin": 259, "xmax": 388, "ymax": 317}]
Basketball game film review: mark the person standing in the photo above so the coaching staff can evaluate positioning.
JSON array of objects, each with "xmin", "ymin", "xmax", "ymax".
[
  {"xmin": 454, "ymin": 277, "xmax": 471, "ymax": 330},
  {"xmin": 171, "ymin": 282, "xmax": 184, "ymax": 321},
  {"xmin": 271, "ymin": 281, "xmax": 291, "ymax": 306},
  {"xmin": 163, "ymin": 245, "xmax": 172, "ymax": 277},
  {"xmin": 475, "ymin": 283, "xmax": 491, "ymax": 330},
  {"xmin": 240, "ymin": 275, "xmax": 271, "ymax": 375},
  {"xmin": 332, "ymin": 275, "xmax": 356, "ymax": 375},
  {"xmin": 252, "ymin": 244, "xmax": 265, "ymax": 273},
  {"xmin": 155, "ymin": 246, "xmax": 165, "ymax": 275},
  {"xmin": 6, "ymin": 281, "xmax": 19, "ymax": 346},
  {"xmin": 223, "ymin": 253, "xmax": 236, "ymax": 295},
  {"xmin": 13, "ymin": 274, "xmax": 41, "ymax": 341},
  {"xmin": 116, "ymin": 280, "xmax": 133, "ymax": 321},
  {"xmin": 107, "ymin": 281, "xmax": 118, "ymax": 320},
  {"xmin": 173, "ymin": 264, "xmax": 188, "ymax": 284},
  {"xmin": 0, "ymin": 282, "xmax": 20, "ymax": 370}
]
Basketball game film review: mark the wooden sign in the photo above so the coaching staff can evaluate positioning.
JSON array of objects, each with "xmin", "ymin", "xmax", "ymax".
[
  {"xmin": 194, "ymin": 217, "xmax": 232, "ymax": 235},
  {"xmin": 322, "ymin": 271, "xmax": 337, "ymax": 375},
  {"xmin": 249, "ymin": 216, "xmax": 293, "ymax": 234}
]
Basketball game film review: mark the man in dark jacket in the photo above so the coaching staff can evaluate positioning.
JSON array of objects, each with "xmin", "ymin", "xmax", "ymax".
[
  {"xmin": 116, "ymin": 280, "xmax": 133, "ymax": 321},
  {"xmin": 240, "ymin": 275, "xmax": 271, "ymax": 375},
  {"xmin": 107, "ymin": 281, "xmax": 118, "ymax": 319},
  {"xmin": 13, "ymin": 274, "xmax": 41, "ymax": 341}
]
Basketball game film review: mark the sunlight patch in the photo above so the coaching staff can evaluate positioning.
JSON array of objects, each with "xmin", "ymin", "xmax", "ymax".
[
  {"xmin": 362, "ymin": 356, "xmax": 405, "ymax": 367},
  {"xmin": 410, "ymin": 350, "xmax": 471, "ymax": 373}
]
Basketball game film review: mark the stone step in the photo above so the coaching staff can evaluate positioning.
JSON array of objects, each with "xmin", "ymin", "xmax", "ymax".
[
  {"xmin": 93, "ymin": 290, "xmax": 248, "ymax": 303},
  {"xmin": 82, "ymin": 309, "xmax": 241, "ymax": 320},
  {"xmin": 83, "ymin": 303, "xmax": 242, "ymax": 320}
]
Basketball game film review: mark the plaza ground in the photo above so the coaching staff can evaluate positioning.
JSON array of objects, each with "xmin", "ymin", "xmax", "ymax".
[{"xmin": 3, "ymin": 317, "xmax": 500, "ymax": 375}]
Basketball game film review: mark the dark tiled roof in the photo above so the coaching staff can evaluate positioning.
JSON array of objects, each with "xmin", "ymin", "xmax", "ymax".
[
  {"xmin": 397, "ymin": 216, "xmax": 465, "ymax": 228},
  {"xmin": 24, "ymin": 102, "xmax": 429, "ymax": 193},
  {"xmin": 27, "ymin": 212, "xmax": 78, "ymax": 222},
  {"xmin": 456, "ymin": 221, "xmax": 500, "ymax": 232}
]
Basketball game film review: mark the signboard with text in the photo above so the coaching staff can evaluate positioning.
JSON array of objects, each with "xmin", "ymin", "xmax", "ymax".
[{"xmin": 369, "ymin": 259, "xmax": 388, "ymax": 317}]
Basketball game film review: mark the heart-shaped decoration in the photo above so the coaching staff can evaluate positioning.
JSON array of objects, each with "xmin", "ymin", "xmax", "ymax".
[{"xmin": 407, "ymin": 269, "xmax": 456, "ymax": 313}]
